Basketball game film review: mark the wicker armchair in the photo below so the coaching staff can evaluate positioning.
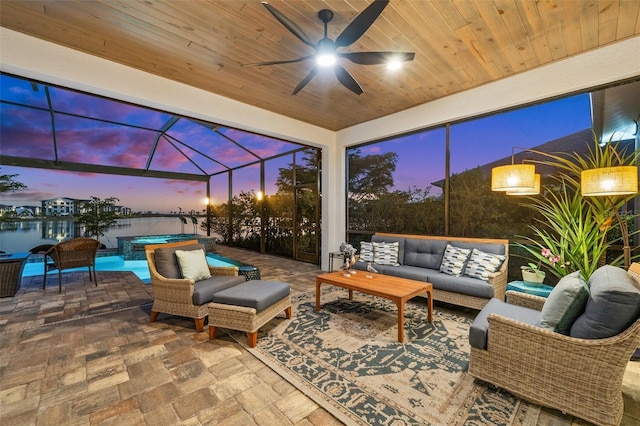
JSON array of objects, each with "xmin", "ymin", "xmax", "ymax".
[
  {"xmin": 469, "ymin": 284, "xmax": 640, "ymax": 426},
  {"xmin": 44, "ymin": 237, "xmax": 100, "ymax": 293},
  {"xmin": 145, "ymin": 240, "xmax": 242, "ymax": 332}
]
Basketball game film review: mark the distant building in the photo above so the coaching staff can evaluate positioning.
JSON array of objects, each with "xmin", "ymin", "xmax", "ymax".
[
  {"xmin": 15, "ymin": 205, "xmax": 40, "ymax": 216},
  {"xmin": 41, "ymin": 197, "xmax": 86, "ymax": 216},
  {"xmin": 40, "ymin": 197, "xmax": 130, "ymax": 217},
  {"xmin": 0, "ymin": 204, "xmax": 15, "ymax": 216}
]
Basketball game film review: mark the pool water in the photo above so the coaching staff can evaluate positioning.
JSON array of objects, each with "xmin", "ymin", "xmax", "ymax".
[{"xmin": 22, "ymin": 254, "xmax": 237, "ymax": 284}]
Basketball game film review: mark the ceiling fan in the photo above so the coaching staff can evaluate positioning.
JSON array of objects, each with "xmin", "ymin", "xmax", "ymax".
[{"xmin": 246, "ymin": 0, "xmax": 415, "ymax": 95}]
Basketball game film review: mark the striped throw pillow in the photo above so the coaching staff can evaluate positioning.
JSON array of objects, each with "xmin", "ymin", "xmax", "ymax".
[
  {"xmin": 358, "ymin": 241, "xmax": 374, "ymax": 262},
  {"xmin": 373, "ymin": 241, "xmax": 400, "ymax": 266},
  {"xmin": 439, "ymin": 244, "xmax": 471, "ymax": 276},
  {"xmin": 463, "ymin": 248, "xmax": 506, "ymax": 281}
]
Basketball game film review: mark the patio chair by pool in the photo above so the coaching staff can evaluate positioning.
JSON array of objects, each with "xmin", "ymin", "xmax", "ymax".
[
  {"xmin": 145, "ymin": 240, "xmax": 245, "ymax": 332},
  {"xmin": 43, "ymin": 237, "xmax": 100, "ymax": 293}
]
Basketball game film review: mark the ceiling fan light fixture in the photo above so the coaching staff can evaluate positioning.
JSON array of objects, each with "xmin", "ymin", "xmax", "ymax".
[
  {"xmin": 316, "ymin": 53, "xmax": 336, "ymax": 67},
  {"xmin": 386, "ymin": 59, "xmax": 402, "ymax": 71}
]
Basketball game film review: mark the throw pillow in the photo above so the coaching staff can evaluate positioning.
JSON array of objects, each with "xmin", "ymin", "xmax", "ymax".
[
  {"xmin": 358, "ymin": 241, "xmax": 374, "ymax": 262},
  {"xmin": 539, "ymin": 271, "xmax": 589, "ymax": 335},
  {"xmin": 439, "ymin": 244, "xmax": 471, "ymax": 277},
  {"xmin": 570, "ymin": 265, "xmax": 640, "ymax": 339},
  {"xmin": 175, "ymin": 249, "xmax": 212, "ymax": 281},
  {"xmin": 154, "ymin": 243, "xmax": 205, "ymax": 279},
  {"xmin": 463, "ymin": 248, "xmax": 506, "ymax": 281},
  {"xmin": 372, "ymin": 241, "xmax": 400, "ymax": 266}
]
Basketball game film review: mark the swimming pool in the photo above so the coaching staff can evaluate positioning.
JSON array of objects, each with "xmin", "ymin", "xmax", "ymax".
[{"xmin": 22, "ymin": 253, "xmax": 240, "ymax": 284}]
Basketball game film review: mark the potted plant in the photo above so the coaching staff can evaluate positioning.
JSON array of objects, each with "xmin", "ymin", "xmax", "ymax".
[
  {"xmin": 520, "ymin": 248, "xmax": 567, "ymax": 286},
  {"xmin": 516, "ymin": 135, "xmax": 638, "ymax": 281}
]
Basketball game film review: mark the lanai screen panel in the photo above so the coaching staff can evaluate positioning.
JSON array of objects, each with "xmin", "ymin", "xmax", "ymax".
[
  {"xmin": 166, "ymin": 119, "xmax": 252, "ymax": 172},
  {"xmin": 219, "ymin": 128, "xmax": 302, "ymax": 159},
  {"xmin": 48, "ymin": 86, "xmax": 173, "ymax": 128},
  {"xmin": 0, "ymin": 103, "xmax": 54, "ymax": 160},
  {"xmin": 54, "ymin": 114, "xmax": 158, "ymax": 168}
]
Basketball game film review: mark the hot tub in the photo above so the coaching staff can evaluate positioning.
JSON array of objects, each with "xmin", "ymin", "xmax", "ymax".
[{"xmin": 117, "ymin": 234, "xmax": 217, "ymax": 260}]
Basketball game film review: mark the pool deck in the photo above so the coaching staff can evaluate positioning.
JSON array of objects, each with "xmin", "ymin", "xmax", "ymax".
[{"xmin": 0, "ymin": 246, "xmax": 636, "ymax": 425}]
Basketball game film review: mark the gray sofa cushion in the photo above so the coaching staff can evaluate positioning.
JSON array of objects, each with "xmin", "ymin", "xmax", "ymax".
[
  {"xmin": 453, "ymin": 241, "xmax": 505, "ymax": 256},
  {"xmin": 192, "ymin": 275, "xmax": 246, "ymax": 305},
  {"xmin": 404, "ymin": 238, "xmax": 448, "ymax": 270},
  {"xmin": 429, "ymin": 271, "xmax": 495, "ymax": 299},
  {"xmin": 372, "ymin": 235, "xmax": 405, "ymax": 265},
  {"xmin": 469, "ymin": 298, "xmax": 541, "ymax": 349},
  {"xmin": 212, "ymin": 280, "xmax": 290, "ymax": 312},
  {"xmin": 570, "ymin": 265, "xmax": 640, "ymax": 339},
  {"xmin": 382, "ymin": 265, "xmax": 430, "ymax": 282},
  {"xmin": 154, "ymin": 243, "xmax": 205, "ymax": 279}
]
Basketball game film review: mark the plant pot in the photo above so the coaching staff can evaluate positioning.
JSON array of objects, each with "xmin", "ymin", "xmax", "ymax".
[{"xmin": 522, "ymin": 269, "xmax": 545, "ymax": 287}]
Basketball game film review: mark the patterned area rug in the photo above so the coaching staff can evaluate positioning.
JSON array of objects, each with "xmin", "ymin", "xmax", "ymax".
[{"xmin": 235, "ymin": 288, "xmax": 541, "ymax": 426}]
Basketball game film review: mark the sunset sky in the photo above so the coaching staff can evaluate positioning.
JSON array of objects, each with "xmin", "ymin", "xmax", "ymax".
[{"xmin": 1, "ymin": 73, "xmax": 593, "ymax": 213}]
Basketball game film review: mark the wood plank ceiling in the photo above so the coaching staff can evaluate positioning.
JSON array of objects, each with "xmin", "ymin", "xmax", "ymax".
[{"xmin": 1, "ymin": 1, "xmax": 639, "ymax": 131}]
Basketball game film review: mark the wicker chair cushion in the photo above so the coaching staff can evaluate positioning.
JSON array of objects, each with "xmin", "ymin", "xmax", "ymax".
[
  {"xmin": 570, "ymin": 265, "xmax": 640, "ymax": 339},
  {"xmin": 469, "ymin": 298, "xmax": 541, "ymax": 349},
  {"xmin": 403, "ymin": 238, "xmax": 448, "ymax": 269},
  {"xmin": 212, "ymin": 280, "xmax": 290, "ymax": 312},
  {"xmin": 192, "ymin": 275, "xmax": 246, "ymax": 305},
  {"xmin": 175, "ymin": 249, "xmax": 211, "ymax": 281},
  {"xmin": 539, "ymin": 271, "xmax": 589, "ymax": 335},
  {"xmin": 154, "ymin": 243, "xmax": 204, "ymax": 279}
]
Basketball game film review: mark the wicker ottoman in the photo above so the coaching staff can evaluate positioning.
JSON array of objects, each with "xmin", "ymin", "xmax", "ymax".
[{"xmin": 208, "ymin": 280, "xmax": 292, "ymax": 347}]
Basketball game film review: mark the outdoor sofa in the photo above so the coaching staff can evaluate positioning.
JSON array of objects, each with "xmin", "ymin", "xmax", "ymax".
[{"xmin": 351, "ymin": 232, "xmax": 509, "ymax": 310}]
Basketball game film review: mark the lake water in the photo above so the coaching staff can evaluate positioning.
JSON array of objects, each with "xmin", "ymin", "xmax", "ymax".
[{"xmin": 0, "ymin": 216, "xmax": 210, "ymax": 253}]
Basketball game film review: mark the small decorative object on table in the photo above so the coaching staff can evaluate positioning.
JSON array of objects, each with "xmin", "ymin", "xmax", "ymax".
[
  {"xmin": 366, "ymin": 262, "xmax": 378, "ymax": 279},
  {"xmin": 339, "ymin": 242, "xmax": 357, "ymax": 276}
]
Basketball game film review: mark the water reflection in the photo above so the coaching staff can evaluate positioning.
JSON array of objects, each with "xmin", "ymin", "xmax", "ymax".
[{"xmin": 0, "ymin": 217, "xmax": 189, "ymax": 252}]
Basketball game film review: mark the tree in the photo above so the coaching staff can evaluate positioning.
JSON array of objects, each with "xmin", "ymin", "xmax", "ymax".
[
  {"xmin": 347, "ymin": 149, "xmax": 397, "ymax": 201},
  {"xmin": 76, "ymin": 196, "xmax": 120, "ymax": 242},
  {"xmin": 0, "ymin": 169, "xmax": 27, "ymax": 194}
]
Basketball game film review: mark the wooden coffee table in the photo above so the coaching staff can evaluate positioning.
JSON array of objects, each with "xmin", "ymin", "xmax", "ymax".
[{"xmin": 316, "ymin": 271, "xmax": 433, "ymax": 343}]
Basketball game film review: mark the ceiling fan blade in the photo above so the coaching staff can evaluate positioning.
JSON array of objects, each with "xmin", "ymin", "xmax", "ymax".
[
  {"xmin": 338, "ymin": 51, "xmax": 415, "ymax": 65},
  {"xmin": 262, "ymin": 2, "xmax": 316, "ymax": 48},
  {"xmin": 292, "ymin": 67, "xmax": 318, "ymax": 95},
  {"xmin": 243, "ymin": 55, "xmax": 314, "ymax": 67},
  {"xmin": 335, "ymin": 0, "xmax": 389, "ymax": 47},
  {"xmin": 335, "ymin": 65, "xmax": 363, "ymax": 95}
]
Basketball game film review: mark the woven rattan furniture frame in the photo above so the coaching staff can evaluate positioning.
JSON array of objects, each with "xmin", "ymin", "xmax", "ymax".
[
  {"xmin": 469, "ymin": 283, "xmax": 640, "ymax": 426},
  {"xmin": 43, "ymin": 238, "xmax": 100, "ymax": 293},
  {"xmin": 145, "ymin": 240, "xmax": 240, "ymax": 332},
  {"xmin": 0, "ymin": 252, "xmax": 30, "ymax": 297},
  {"xmin": 209, "ymin": 296, "xmax": 292, "ymax": 347}
]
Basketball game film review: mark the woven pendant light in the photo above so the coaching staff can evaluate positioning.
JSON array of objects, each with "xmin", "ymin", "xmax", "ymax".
[
  {"xmin": 506, "ymin": 173, "xmax": 540, "ymax": 195},
  {"xmin": 491, "ymin": 164, "xmax": 536, "ymax": 191},
  {"xmin": 581, "ymin": 166, "xmax": 638, "ymax": 196}
]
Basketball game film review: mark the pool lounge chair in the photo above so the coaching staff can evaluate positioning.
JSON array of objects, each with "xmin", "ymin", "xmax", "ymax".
[{"xmin": 145, "ymin": 240, "xmax": 245, "ymax": 332}]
